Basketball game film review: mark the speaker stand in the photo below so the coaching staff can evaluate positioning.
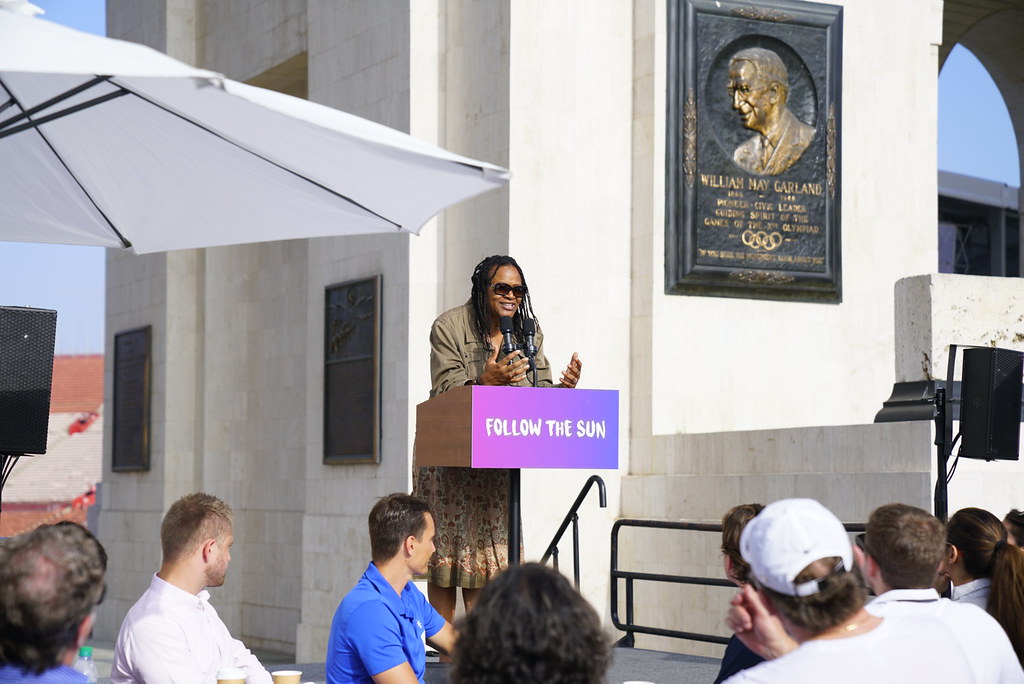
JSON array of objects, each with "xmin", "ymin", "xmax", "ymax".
[
  {"xmin": 932, "ymin": 345, "xmax": 961, "ymax": 523},
  {"xmin": 933, "ymin": 387, "xmax": 950, "ymax": 523}
]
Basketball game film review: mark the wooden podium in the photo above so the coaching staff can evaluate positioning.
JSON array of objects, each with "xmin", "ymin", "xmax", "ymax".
[{"xmin": 414, "ymin": 385, "xmax": 618, "ymax": 563}]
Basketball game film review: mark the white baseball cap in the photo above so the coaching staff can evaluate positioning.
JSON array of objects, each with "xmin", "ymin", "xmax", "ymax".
[{"xmin": 739, "ymin": 498, "xmax": 853, "ymax": 597}]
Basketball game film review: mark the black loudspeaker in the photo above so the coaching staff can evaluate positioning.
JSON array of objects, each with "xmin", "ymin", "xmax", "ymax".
[
  {"xmin": 0, "ymin": 306, "xmax": 57, "ymax": 455},
  {"xmin": 960, "ymin": 347, "xmax": 1024, "ymax": 461}
]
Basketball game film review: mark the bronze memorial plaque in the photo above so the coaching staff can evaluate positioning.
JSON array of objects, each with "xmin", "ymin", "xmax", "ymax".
[
  {"xmin": 112, "ymin": 326, "xmax": 151, "ymax": 472},
  {"xmin": 667, "ymin": 0, "xmax": 843, "ymax": 302},
  {"xmin": 323, "ymin": 275, "xmax": 381, "ymax": 464}
]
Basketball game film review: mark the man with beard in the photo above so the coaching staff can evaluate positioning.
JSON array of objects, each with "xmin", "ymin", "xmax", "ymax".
[{"xmin": 112, "ymin": 492, "xmax": 271, "ymax": 683}]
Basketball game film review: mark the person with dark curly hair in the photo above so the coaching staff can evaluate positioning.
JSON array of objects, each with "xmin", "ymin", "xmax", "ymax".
[
  {"xmin": 942, "ymin": 506, "xmax": 1024, "ymax": 666},
  {"xmin": 414, "ymin": 255, "xmax": 583, "ymax": 624},
  {"xmin": 1003, "ymin": 509, "xmax": 1024, "ymax": 547},
  {"xmin": 449, "ymin": 563, "xmax": 608, "ymax": 684},
  {"xmin": 0, "ymin": 522, "xmax": 106, "ymax": 681}
]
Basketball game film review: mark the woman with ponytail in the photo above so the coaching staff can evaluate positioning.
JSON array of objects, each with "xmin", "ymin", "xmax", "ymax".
[{"xmin": 943, "ymin": 507, "xmax": 1024, "ymax": 665}]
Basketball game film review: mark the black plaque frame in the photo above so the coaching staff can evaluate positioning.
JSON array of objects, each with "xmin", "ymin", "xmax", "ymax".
[
  {"xmin": 112, "ymin": 326, "xmax": 151, "ymax": 472},
  {"xmin": 667, "ymin": 0, "xmax": 843, "ymax": 302},
  {"xmin": 323, "ymin": 275, "xmax": 382, "ymax": 464}
]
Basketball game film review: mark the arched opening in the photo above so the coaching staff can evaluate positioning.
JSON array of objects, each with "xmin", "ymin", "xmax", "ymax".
[
  {"xmin": 939, "ymin": 3, "xmax": 1024, "ymax": 277},
  {"xmin": 938, "ymin": 44, "xmax": 1020, "ymax": 275}
]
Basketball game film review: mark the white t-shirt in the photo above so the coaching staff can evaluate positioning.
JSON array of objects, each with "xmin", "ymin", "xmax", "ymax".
[
  {"xmin": 867, "ymin": 588, "xmax": 1023, "ymax": 684},
  {"xmin": 723, "ymin": 611, "xmax": 976, "ymax": 684}
]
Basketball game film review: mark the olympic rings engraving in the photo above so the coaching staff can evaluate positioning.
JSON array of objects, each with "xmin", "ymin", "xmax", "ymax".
[{"xmin": 741, "ymin": 229, "xmax": 783, "ymax": 251}]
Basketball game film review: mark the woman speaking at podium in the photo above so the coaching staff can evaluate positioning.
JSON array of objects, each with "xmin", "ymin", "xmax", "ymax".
[{"xmin": 414, "ymin": 254, "xmax": 583, "ymax": 624}]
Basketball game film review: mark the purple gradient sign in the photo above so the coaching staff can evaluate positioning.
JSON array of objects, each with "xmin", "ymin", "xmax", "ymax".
[{"xmin": 470, "ymin": 387, "xmax": 618, "ymax": 469}]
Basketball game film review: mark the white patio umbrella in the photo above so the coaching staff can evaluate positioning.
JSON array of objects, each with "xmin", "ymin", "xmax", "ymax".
[{"xmin": 0, "ymin": 4, "xmax": 509, "ymax": 254}]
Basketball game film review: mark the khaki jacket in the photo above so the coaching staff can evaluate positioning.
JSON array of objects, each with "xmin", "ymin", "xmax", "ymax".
[{"xmin": 429, "ymin": 302, "xmax": 553, "ymax": 397}]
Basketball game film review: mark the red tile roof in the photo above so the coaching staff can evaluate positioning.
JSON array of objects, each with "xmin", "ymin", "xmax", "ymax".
[
  {"xmin": 0, "ymin": 505, "xmax": 88, "ymax": 537},
  {"xmin": 49, "ymin": 354, "xmax": 104, "ymax": 412},
  {"xmin": 0, "ymin": 356, "xmax": 104, "ymax": 536},
  {"xmin": 2, "ymin": 412, "xmax": 103, "ymax": 505}
]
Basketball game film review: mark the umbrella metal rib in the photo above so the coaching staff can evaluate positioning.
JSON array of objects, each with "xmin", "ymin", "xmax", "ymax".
[
  {"xmin": 0, "ymin": 87, "xmax": 129, "ymax": 140},
  {"xmin": 0, "ymin": 74, "xmax": 133, "ymax": 248},
  {"xmin": 0, "ymin": 74, "xmax": 114, "ymax": 133},
  {"xmin": 0, "ymin": 8, "xmax": 510, "ymax": 253},
  {"xmin": 3, "ymin": 71, "xmax": 405, "ymax": 233},
  {"xmin": 118, "ymin": 79, "xmax": 405, "ymax": 231}
]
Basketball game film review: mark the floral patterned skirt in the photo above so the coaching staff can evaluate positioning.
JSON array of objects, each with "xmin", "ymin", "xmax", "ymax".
[{"xmin": 413, "ymin": 465, "xmax": 519, "ymax": 589}]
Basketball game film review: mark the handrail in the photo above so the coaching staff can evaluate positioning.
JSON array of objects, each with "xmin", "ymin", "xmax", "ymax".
[
  {"xmin": 540, "ymin": 475, "xmax": 606, "ymax": 587},
  {"xmin": 611, "ymin": 518, "xmax": 866, "ymax": 648}
]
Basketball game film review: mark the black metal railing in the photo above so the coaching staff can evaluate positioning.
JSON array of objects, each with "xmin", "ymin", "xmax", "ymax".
[
  {"xmin": 611, "ymin": 518, "xmax": 866, "ymax": 648},
  {"xmin": 540, "ymin": 475, "xmax": 606, "ymax": 587}
]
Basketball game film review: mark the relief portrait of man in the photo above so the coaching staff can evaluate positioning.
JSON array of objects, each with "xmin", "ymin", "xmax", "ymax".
[{"xmin": 727, "ymin": 47, "xmax": 815, "ymax": 176}]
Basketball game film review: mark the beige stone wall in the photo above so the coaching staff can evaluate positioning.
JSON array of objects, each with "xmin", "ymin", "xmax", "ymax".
[
  {"xmin": 106, "ymin": 0, "xmax": 167, "ymax": 52},
  {"xmin": 439, "ymin": 0, "xmax": 511, "ymax": 307},
  {"xmin": 633, "ymin": 0, "xmax": 943, "ymax": 440},
  {"xmin": 299, "ymin": 234, "xmax": 415, "ymax": 660},
  {"xmin": 503, "ymin": 0, "xmax": 633, "ymax": 618},
  {"xmin": 97, "ymin": 0, "xmax": 1000, "ymax": 664},
  {"xmin": 96, "ymin": 250, "xmax": 168, "ymax": 639},
  {"xmin": 97, "ymin": 245, "xmax": 209, "ymax": 637},
  {"xmin": 203, "ymin": 0, "xmax": 306, "ymax": 82},
  {"xmin": 195, "ymin": 243, "xmax": 306, "ymax": 652},
  {"xmin": 622, "ymin": 0, "xmax": 951, "ymax": 656},
  {"xmin": 295, "ymin": 1, "xmax": 422, "ymax": 662},
  {"xmin": 896, "ymin": 273, "xmax": 1024, "ymax": 382}
]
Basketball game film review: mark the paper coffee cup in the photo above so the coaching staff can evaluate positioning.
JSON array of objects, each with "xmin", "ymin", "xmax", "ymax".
[
  {"xmin": 216, "ymin": 667, "xmax": 246, "ymax": 684},
  {"xmin": 271, "ymin": 670, "xmax": 302, "ymax": 684}
]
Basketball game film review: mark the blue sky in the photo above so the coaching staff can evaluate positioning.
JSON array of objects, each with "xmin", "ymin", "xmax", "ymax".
[
  {"xmin": 939, "ymin": 45, "xmax": 1020, "ymax": 186},
  {"xmin": 2, "ymin": 2, "xmax": 1020, "ymax": 353},
  {"xmin": 4, "ymin": 0, "xmax": 106, "ymax": 354}
]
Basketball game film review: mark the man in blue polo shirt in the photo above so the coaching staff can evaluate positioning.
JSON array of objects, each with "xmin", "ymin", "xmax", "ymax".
[{"xmin": 326, "ymin": 493, "xmax": 455, "ymax": 684}]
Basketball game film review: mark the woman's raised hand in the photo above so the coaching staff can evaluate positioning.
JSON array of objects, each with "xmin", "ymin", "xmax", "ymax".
[
  {"xmin": 559, "ymin": 352, "xmax": 582, "ymax": 388},
  {"xmin": 477, "ymin": 345, "xmax": 531, "ymax": 386}
]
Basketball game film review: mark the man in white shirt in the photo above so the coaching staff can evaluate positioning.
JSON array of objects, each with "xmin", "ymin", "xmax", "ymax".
[
  {"xmin": 858, "ymin": 503, "xmax": 1023, "ymax": 683},
  {"xmin": 723, "ymin": 498, "xmax": 975, "ymax": 684},
  {"xmin": 112, "ymin": 492, "xmax": 272, "ymax": 684}
]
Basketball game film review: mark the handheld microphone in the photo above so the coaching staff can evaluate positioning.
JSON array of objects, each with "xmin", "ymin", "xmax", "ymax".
[
  {"xmin": 523, "ymin": 318, "xmax": 537, "ymax": 359},
  {"xmin": 500, "ymin": 316, "xmax": 517, "ymax": 361}
]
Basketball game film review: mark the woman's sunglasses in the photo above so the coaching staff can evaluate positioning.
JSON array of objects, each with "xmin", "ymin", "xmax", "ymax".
[{"xmin": 491, "ymin": 283, "xmax": 527, "ymax": 298}]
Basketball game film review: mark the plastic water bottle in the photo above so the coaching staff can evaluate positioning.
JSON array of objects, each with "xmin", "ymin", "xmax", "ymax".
[{"xmin": 73, "ymin": 645, "xmax": 98, "ymax": 683}]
